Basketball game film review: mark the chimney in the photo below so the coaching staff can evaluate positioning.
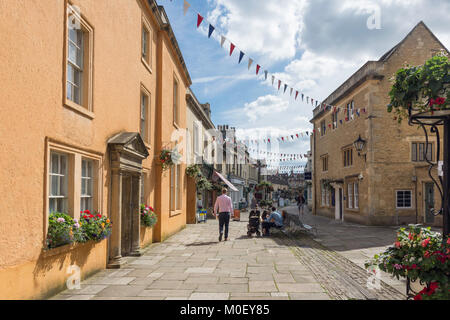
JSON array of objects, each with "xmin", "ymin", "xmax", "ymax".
[{"xmin": 202, "ymin": 103, "xmax": 211, "ymax": 119}]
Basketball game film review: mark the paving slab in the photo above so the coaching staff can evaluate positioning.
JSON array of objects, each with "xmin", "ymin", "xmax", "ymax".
[{"xmin": 48, "ymin": 209, "xmax": 406, "ymax": 300}]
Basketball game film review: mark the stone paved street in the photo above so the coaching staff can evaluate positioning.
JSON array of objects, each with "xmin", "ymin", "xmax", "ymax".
[{"xmin": 50, "ymin": 208, "xmax": 407, "ymax": 300}]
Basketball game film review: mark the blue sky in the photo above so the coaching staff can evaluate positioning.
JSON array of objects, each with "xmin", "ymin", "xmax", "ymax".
[{"xmin": 160, "ymin": 0, "xmax": 450, "ymax": 173}]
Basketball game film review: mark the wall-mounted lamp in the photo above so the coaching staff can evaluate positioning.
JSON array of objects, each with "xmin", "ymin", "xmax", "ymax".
[{"xmin": 353, "ymin": 135, "xmax": 366, "ymax": 156}]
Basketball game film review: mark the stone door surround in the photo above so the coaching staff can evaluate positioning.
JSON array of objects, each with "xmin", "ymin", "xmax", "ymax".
[{"xmin": 107, "ymin": 132, "xmax": 149, "ymax": 269}]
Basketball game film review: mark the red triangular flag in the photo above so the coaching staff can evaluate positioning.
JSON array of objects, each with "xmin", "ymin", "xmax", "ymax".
[
  {"xmin": 256, "ymin": 65, "xmax": 261, "ymax": 75},
  {"xmin": 278, "ymin": 80, "xmax": 281, "ymax": 91},
  {"xmin": 230, "ymin": 43, "xmax": 235, "ymax": 56},
  {"xmin": 197, "ymin": 14, "xmax": 204, "ymax": 28},
  {"xmin": 295, "ymin": 91, "xmax": 299, "ymax": 100}
]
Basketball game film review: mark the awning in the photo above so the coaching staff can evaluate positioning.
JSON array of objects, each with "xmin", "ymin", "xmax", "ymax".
[{"xmin": 212, "ymin": 171, "xmax": 239, "ymax": 192}]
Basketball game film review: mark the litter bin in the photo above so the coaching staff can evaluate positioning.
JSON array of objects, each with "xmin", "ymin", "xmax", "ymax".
[{"xmin": 233, "ymin": 209, "xmax": 240, "ymax": 221}]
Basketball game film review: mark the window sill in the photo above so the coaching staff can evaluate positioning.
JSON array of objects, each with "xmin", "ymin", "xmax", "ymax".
[
  {"xmin": 170, "ymin": 210, "xmax": 182, "ymax": 217},
  {"xmin": 64, "ymin": 100, "xmax": 95, "ymax": 120},
  {"xmin": 41, "ymin": 239, "xmax": 104, "ymax": 258},
  {"xmin": 141, "ymin": 57, "xmax": 153, "ymax": 74}
]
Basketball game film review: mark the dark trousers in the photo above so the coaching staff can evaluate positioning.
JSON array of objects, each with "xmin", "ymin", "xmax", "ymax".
[
  {"xmin": 218, "ymin": 212, "xmax": 230, "ymax": 238},
  {"xmin": 262, "ymin": 221, "xmax": 276, "ymax": 235}
]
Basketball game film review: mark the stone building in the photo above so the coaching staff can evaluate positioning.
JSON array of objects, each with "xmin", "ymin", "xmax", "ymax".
[
  {"xmin": 0, "ymin": 0, "xmax": 191, "ymax": 299},
  {"xmin": 311, "ymin": 22, "xmax": 448, "ymax": 226}
]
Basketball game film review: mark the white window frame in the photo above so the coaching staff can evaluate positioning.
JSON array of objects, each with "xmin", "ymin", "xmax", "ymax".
[
  {"xmin": 67, "ymin": 27, "xmax": 84, "ymax": 105},
  {"xmin": 348, "ymin": 183, "xmax": 353, "ymax": 209},
  {"xmin": 354, "ymin": 182, "xmax": 359, "ymax": 209},
  {"xmin": 193, "ymin": 121, "xmax": 200, "ymax": 156},
  {"xmin": 170, "ymin": 164, "xmax": 182, "ymax": 212},
  {"xmin": 80, "ymin": 158, "xmax": 94, "ymax": 212},
  {"xmin": 173, "ymin": 77, "xmax": 179, "ymax": 126},
  {"xmin": 65, "ymin": 5, "xmax": 93, "ymax": 114},
  {"xmin": 49, "ymin": 152, "xmax": 69, "ymax": 213},
  {"xmin": 140, "ymin": 90, "xmax": 149, "ymax": 143},
  {"xmin": 396, "ymin": 190, "xmax": 413, "ymax": 209}
]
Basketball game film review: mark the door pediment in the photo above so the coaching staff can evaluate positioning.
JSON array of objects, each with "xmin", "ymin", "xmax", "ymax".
[{"xmin": 108, "ymin": 132, "xmax": 149, "ymax": 173}]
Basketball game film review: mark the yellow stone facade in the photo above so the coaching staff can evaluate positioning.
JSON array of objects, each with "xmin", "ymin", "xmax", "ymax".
[{"xmin": 311, "ymin": 22, "xmax": 448, "ymax": 227}]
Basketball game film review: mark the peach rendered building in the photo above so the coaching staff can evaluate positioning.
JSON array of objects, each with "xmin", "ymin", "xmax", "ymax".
[{"xmin": 0, "ymin": 0, "xmax": 192, "ymax": 299}]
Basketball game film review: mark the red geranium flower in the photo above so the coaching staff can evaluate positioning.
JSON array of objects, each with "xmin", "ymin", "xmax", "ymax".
[
  {"xmin": 421, "ymin": 238, "xmax": 430, "ymax": 248},
  {"xmin": 97, "ymin": 214, "xmax": 102, "ymax": 218},
  {"xmin": 84, "ymin": 210, "xmax": 90, "ymax": 214},
  {"xmin": 83, "ymin": 215, "xmax": 88, "ymax": 219},
  {"xmin": 414, "ymin": 294, "xmax": 422, "ymax": 300}
]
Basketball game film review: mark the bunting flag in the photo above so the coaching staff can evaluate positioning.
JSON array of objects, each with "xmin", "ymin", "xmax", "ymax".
[
  {"xmin": 238, "ymin": 51, "xmax": 245, "ymax": 64},
  {"xmin": 197, "ymin": 14, "xmax": 204, "ymax": 28},
  {"xmin": 284, "ymin": 84, "xmax": 288, "ymax": 93},
  {"xmin": 230, "ymin": 43, "xmax": 235, "ymax": 56},
  {"xmin": 208, "ymin": 24, "xmax": 215, "ymax": 38},
  {"xmin": 248, "ymin": 58, "xmax": 253, "ymax": 70},
  {"xmin": 183, "ymin": 0, "xmax": 190, "ymax": 16},
  {"xmin": 183, "ymin": 3, "xmax": 366, "ymax": 116},
  {"xmin": 278, "ymin": 80, "xmax": 281, "ymax": 91}
]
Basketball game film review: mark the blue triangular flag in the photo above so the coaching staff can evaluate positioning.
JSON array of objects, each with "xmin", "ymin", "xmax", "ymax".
[
  {"xmin": 284, "ymin": 84, "xmax": 288, "ymax": 93},
  {"xmin": 239, "ymin": 51, "xmax": 245, "ymax": 64},
  {"xmin": 208, "ymin": 24, "xmax": 215, "ymax": 38}
]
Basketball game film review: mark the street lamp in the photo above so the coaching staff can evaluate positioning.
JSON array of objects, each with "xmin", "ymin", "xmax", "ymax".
[{"xmin": 353, "ymin": 135, "xmax": 366, "ymax": 156}]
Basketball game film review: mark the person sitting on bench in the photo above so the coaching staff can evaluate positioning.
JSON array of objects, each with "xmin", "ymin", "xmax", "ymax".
[{"xmin": 262, "ymin": 207, "xmax": 284, "ymax": 236}]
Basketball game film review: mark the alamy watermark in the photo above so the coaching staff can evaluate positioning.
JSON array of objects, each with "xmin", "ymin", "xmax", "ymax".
[
  {"xmin": 66, "ymin": 265, "xmax": 81, "ymax": 290},
  {"xmin": 366, "ymin": 3, "xmax": 381, "ymax": 30}
]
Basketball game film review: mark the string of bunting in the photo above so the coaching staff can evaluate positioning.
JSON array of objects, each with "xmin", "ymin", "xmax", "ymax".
[{"xmin": 173, "ymin": 0, "xmax": 369, "ymax": 116}]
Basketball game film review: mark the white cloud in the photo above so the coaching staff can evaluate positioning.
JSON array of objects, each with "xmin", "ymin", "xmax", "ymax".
[
  {"xmin": 206, "ymin": 0, "xmax": 308, "ymax": 62},
  {"xmin": 242, "ymin": 95, "xmax": 289, "ymax": 123}
]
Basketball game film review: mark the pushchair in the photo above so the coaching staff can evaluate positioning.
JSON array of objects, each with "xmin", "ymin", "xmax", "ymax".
[{"xmin": 247, "ymin": 210, "xmax": 261, "ymax": 237}]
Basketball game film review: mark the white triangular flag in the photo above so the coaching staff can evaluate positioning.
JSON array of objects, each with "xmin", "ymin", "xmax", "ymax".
[
  {"xmin": 248, "ymin": 58, "xmax": 253, "ymax": 70},
  {"xmin": 220, "ymin": 36, "xmax": 226, "ymax": 47},
  {"xmin": 272, "ymin": 76, "xmax": 275, "ymax": 86},
  {"xmin": 183, "ymin": 0, "xmax": 190, "ymax": 16}
]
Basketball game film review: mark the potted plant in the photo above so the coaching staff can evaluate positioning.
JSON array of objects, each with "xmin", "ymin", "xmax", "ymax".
[
  {"xmin": 46, "ymin": 212, "xmax": 83, "ymax": 248},
  {"xmin": 159, "ymin": 149, "xmax": 175, "ymax": 171},
  {"xmin": 140, "ymin": 204, "xmax": 158, "ymax": 228},
  {"xmin": 79, "ymin": 210, "xmax": 112, "ymax": 242},
  {"xmin": 365, "ymin": 224, "xmax": 450, "ymax": 300},
  {"xmin": 388, "ymin": 53, "xmax": 449, "ymax": 123}
]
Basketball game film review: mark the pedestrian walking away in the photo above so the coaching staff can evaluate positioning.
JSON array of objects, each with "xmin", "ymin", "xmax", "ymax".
[
  {"xmin": 214, "ymin": 187, "xmax": 233, "ymax": 242},
  {"xmin": 298, "ymin": 194, "xmax": 305, "ymax": 216}
]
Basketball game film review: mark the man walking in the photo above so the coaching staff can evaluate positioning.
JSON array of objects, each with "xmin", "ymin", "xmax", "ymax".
[{"xmin": 214, "ymin": 188, "xmax": 233, "ymax": 242}]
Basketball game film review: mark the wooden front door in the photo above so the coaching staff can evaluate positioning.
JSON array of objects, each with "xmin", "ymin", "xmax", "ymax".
[{"xmin": 424, "ymin": 183, "xmax": 435, "ymax": 224}]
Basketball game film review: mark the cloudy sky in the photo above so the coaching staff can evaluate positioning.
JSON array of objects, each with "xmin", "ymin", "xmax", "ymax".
[{"xmin": 161, "ymin": 0, "xmax": 450, "ymax": 172}]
